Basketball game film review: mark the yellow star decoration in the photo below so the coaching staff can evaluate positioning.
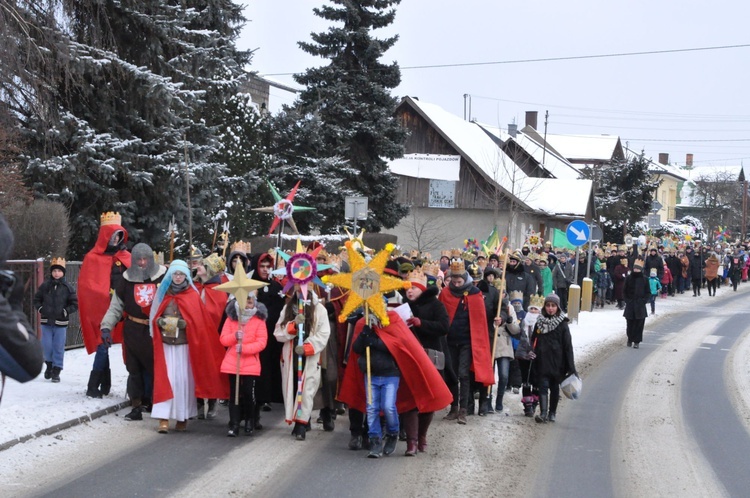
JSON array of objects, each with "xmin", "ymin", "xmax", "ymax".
[
  {"xmin": 322, "ymin": 241, "xmax": 410, "ymax": 326},
  {"xmin": 214, "ymin": 263, "xmax": 269, "ymax": 311}
]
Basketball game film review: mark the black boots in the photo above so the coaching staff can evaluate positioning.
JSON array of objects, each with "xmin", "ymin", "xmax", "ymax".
[
  {"xmin": 383, "ymin": 434, "xmax": 398, "ymax": 456},
  {"xmin": 228, "ymin": 406, "xmax": 241, "ymax": 437},
  {"xmin": 320, "ymin": 407, "xmax": 335, "ymax": 432},
  {"xmin": 535, "ymin": 394, "xmax": 548, "ymax": 423},
  {"xmin": 50, "ymin": 367, "xmax": 61, "ymax": 383},
  {"xmin": 99, "ymin": 368, "xmax": 111, "ymax": 396},
  {"xmin": 86, "ymin": 370, "xmax": 103, "ymax": 398},
  {"xmin": 44, "ymin": 362, "xmax": 52, "ymax": 380},
  {"xmin": 292, "ymin": 422, "xmax": 306, "ymax": 440},
  {"xmin": 367, "ymin": 437, "xmax": 383, "ymax": 458}
]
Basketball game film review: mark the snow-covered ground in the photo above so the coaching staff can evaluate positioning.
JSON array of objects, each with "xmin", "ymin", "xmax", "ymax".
[{"xmin": 0, "ymin": 286, "xmax": 709, "ymax": 450}]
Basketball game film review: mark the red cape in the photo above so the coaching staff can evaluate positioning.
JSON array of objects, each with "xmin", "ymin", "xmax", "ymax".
[
  {"xmin": 438, "ymin": 286, "xmax": 494, "ymax": 386},
  {"xmin": 201, "ymin": 279, "xmax": 229, "ymax": 332},
  {"xmin": 77, "ymin": 224, "xmax": 131, "ymax": 354},
  {"xmin": 151, "ymin": 288, "xmax": 229, "ymax": 404},
  {"xmin": 337, "ymin": 311, "xmax": 452, "ymax": 414}
]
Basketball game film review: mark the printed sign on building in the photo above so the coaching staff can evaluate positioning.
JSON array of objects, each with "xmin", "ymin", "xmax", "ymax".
[{"xmin": 429, "ymin": 180, "xmax": 456, "ymax": 208}]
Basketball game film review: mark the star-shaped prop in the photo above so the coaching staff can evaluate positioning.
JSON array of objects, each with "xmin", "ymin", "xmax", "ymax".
[
  {"xmin": 272, "ymin": 239, "xmax": 333, "ymax": 300},
  {"xmin": 252, "ymin": 180, "xmax": 316, "ymax": 235},
  {"xmin": 343, "ymin": 227, "xmax": 373, "ymax": 254},
  {"xmin": 322, "ymin": 242, "xmax": 410, "ymax": 327},
  {"xmin": 214, "ymin": 263, "xmax": 269, "ymax": 311}
]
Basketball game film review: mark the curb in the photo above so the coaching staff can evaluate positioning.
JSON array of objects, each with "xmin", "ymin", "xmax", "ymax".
[{"xmin": 0, "ymin": 400, "xmax": 131, "ymax": 452}]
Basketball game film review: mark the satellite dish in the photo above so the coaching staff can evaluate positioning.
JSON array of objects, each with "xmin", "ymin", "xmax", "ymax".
[{"xmin": 624, "ymin": 234, "xmax": 633, "ymax": 246}]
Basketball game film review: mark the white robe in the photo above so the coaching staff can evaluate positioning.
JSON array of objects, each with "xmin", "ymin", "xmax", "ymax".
[{"xmin": 274, "ymin": 298, "xmax": 331, "ymax": 425}]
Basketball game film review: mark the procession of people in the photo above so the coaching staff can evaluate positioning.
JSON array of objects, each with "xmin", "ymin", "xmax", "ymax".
[{"xmin": 11, "ymin": 210, "xmax": 750, "ymax": 458}]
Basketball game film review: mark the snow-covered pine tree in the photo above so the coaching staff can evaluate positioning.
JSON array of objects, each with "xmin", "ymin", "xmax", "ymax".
[
  {"xmin": 580, "ymin": 152, "xmax": 660, "ymax": 243},
  {"xmin": 17, "ymin": 0, "xmax": 250, "ymax": 258},
  {"xmin": 293, "ymin": 0, "xmax": 408, "ymax": 233}
]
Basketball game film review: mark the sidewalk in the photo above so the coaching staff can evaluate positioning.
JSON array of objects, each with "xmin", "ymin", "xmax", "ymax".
[
  {"xmin": 0, "ymin": 282, "xmax": 741, "ymax": 451},
  {"xmin": 0, "ymin": 344, "xmax": 130, "ymax": 451}
]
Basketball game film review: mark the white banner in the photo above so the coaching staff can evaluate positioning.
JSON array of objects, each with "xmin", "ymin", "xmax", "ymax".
[{"xmin": 388, "ymin": 154, "xmax": 461, "ymax": 181}]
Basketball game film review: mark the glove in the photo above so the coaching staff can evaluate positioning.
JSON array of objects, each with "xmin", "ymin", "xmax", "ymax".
[
  {"xmin": 286, "ymin": 321, "xmax": 297, "ymax": 335},
  {"xmin": 294, "ymin": 344, "xmax": 306, "ymax": 356},
  {"xmin": 177, "ymin": 318, "xmax": 187, "ymax": 329},
  {"xmin": 101, "ymin": 328, "xmax": 112, "ymax": 348},
  {"xmin": 294, "ymin": 313, "xmax": 306, "ymax": 325},
  {"xmin": 406, "ymin": 317, "xmax": 421, "ymax": 328},
  {"xmin": 235, "ymin": 331, "xmax": 244, "ymax": 341}
]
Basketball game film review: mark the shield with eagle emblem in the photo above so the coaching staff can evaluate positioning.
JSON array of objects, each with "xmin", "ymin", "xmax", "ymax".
[{"xmin": 134, "ymin": 283, "xmax": 157, "ymax": 307}]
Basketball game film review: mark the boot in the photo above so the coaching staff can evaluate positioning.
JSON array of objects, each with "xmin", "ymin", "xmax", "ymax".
[
  {"xmin": 383, "ymin": 433, "xmax": 398, "ymax": 456},
  {"xmin": 293, "ymin": 422, "xmax": 306, "ymax": 441},
  {"xmin": 477, "ymin": 393, "xmax": 488, "ymax": 416},
  {"xmin": 228, "ymin": 406, "xmax": 241, "ymax": 437},
  {"xmin": 417, "ymin": 412, "xmax": 433, "ymax": 453},
  {"xmin": 320, "ymin": 407, "xmax": 335, "ymax": 432},
  {"xmin": 367, "ymin": 437, "xmax": 383, "ymax": 458},
  {"xmin": 495, "ymin": 392, "xmax": 504, "ymax": 412},
  {"xmin": 457, "ymin": 408, "xmax": 468, "ymax": 425},
  {"xmin": 158, "ymin": 419, "xmax": 169, "ymax": 434},
  {"xmin": 548, "ymin": 412, "xmax": 556, "ymax": 423},
  {"xmin": 348, "ymin": 434, "xmax": 363, "ymax": 450},
  {"xmin": 467, "ymin": 399, "xmax": 475, "ymax": 416},
  {"xmin": 535, "ymin": 394, "xmax": 548, "ymax": 423},
  {"xmin": 405, "ymin": 439, "xmax": 418, "ymax": 456},
  {"xmin": 206, "ymin": 399, "xmax": 218, "ymax": 419},
  {"xmin": 50, "ymin": 367, "xmax": 61, "ymax": 383},
  {"xmin": 99, "ymin": 368, "xmax": 111, "ymax": 396},
  {"xmin": 175, "ymin": 420, "xmax": 188, "ymax": 432},
  {"xmin": 44, "ymin": 362, "xmax": 52, "ymax": 380},
  {"xmin": 86, "ymin": 370, "xmax": 103, "ymax": 398},
  {"xmin": 253, "ymin": 404, "xmax": 263, "ymax": 430},
  {"xmin": 443, "ymin": 405, "xmax": 459, "ymax": 421}
]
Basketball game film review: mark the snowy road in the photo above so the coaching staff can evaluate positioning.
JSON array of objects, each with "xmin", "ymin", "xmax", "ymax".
[{"xmin": 532, "ymin": 290, "xmax": 750, "ymax": 497}]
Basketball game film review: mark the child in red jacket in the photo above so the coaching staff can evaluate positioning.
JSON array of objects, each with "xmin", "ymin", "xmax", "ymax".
[
  {"xmin": 220, "ymin": 293, "xmax": 268, "ymax": 437},
  {"xmin": 660, "ymin": 264, "xmax": 673, "ymax": 298}
]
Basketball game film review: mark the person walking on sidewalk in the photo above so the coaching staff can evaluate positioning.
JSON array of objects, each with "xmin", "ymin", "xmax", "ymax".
[
  {"xmin": 647, "ymin": 268, "xmax": 662, "ymax": 316},
  {"xmin": 704, "ymin": 252, "xmax": 720, "ymax": 296},
  {"xmin": 531, "ymin": 294, "xmax": 576, "ymax": 423},
  {"xmin": 623, "ymin": 259, "xmax": 650, "ymax": 349},
  {"xmin": 33, "ymin": 258, "xmax": 78, "ymax": 383}
]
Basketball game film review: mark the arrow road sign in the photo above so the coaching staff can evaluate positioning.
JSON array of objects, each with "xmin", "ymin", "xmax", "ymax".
[{"xmin": 566, "ymin": 220, "xmax": 590, "ymax": 247}]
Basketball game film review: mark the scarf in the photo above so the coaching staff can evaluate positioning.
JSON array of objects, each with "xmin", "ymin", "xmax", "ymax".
[
  {"xmin": 534, "ymin": 313, "xmax": 566, "ymax": 335},
  {"xmin": 449, "ymin": 280, "xmax": 473, "ymax": 297}
]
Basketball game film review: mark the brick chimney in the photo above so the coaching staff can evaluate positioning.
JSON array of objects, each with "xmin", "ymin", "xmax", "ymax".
[
  {"xmin": 525, "ymin": 111, "xmax": 538, "ymax": 130},
  {"xmin": 686, "ymin": 153, "xmax": 693, "ymax": 167},
  {"xmin": 658, "ymin": 153, "xmax": 669, "ymax": 165}
]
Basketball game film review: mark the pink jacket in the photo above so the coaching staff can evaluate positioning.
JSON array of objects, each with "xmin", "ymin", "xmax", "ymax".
[{"xmin": 220, "ymin": 316, "xmax": 267, "ymax": 376}]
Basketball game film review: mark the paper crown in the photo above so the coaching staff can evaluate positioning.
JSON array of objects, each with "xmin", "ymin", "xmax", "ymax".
[
  {"xmin": 203, "ymin": 253, "xmax": 226, "ymax": 275},
  {"xmin": 100, "ymin": 212, "xmax": 122, "ymax": 226},
  {"xmin": 450, "ymin": 258, "xmax": 465, "ymax": 275},
  {"xmin": 477, "ymin": 251, "xmax": 487, "ymax": 259},
  {"xmin": 422, "ymin": 261, "xmax": 439, "ymax": 277},
  {"xmin": 422, "ymin": 252, "xmax": 432, "ymax": 261},
  {"xmin": 461, "ymin": 251, "xmax": 476, "ymax": 263},
  {"xmin": 529, "ymin": 294, "xmax": 546, "ymax": 309},
  {"xmin": 633, "ymin": 258, "xmax": 645, "ymax": 270},
  {"xmin": 450, "ymin": 248, "xmax": 462, "ymax": 259},
  {"xmin": 509, "ymin": 290, "xmax": 524, "ymax": 302},
  {"xmin": 230, "ymin": 240, "xmax": 252, "ymax": 254},
  {"xmin": 410, "ymin": 249, "xmax": 420, "ymax": 258},
  {"xmin": 50, "ymin": 257, "xmax": 66, "ymax": 268},
  {"xmin": 407, "ymin": 268, "xmax": 427, "ymax": 289},
  {"xmin": 440, "ymin": 250, "xmax": 452, "ymax": 258},
  {"xmin": 154, "ymin": 251, "xmax": 165, "ymax": 265}
]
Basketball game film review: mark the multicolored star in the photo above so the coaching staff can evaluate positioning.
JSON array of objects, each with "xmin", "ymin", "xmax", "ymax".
[
  {"xmin": 272, "ymin": 239, "xmax": 333, "ymax": 300},
  {"xmin": 322, "ymin": 242, "xmax": 410, "ymax": 327},
  {"xmin": 252, "ymin": 180, "xmax": 316, "ymax": 235}
]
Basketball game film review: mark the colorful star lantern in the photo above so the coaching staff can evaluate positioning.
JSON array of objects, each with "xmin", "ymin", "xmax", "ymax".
[
  {"xmin": 715, "ymin": 226, "xmax": 731, "ymax": 242},
  {"xmin": 322, "ymin": 242, "xmax": 411, "ymax": 327},
  {"xmin": 214, "ymin": 262, "xmax": 269, "ymax": 311},
  {"xmin": 272, "ymin": 239, "xmax": 333, "ymax": 300},
  {"xmin": 252, "ymin": 180, "xmax": 316, "ymax": 235},
  {"xmin": 343, "ymin": 227, "xmax": 373, "ymax": 254}
]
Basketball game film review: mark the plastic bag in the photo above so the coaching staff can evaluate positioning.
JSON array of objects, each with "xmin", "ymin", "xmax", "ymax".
[{"xmin": 560, "ymin": 373, "xmax": 582, "ymax": 400}]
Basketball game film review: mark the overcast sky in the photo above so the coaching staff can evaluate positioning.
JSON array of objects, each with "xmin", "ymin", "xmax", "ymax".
[{"xmin": 238, "ymin": 0, "xmax": 750, "ymax": 168}]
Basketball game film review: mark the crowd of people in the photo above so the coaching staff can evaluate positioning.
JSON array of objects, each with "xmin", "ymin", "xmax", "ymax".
[{"xmin": 4, "ymin": 209, "xmax": 750, "ymax": 458}]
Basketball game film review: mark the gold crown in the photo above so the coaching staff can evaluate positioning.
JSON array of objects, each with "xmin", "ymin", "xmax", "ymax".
[
  {"xmin": 422, "ymin": 262, "xmax": 439, "ymax": 276},
  {"xmin": 422, "ymin": 252, "xmax": 432, "ymax": 261},
  {"xmin": 441, "ymin": 250, "xmax": 452, "ymax": 258},
  {"xmin": 50, "ymin": 257, "xmax": 66, "ymax": 268},
  {"xmin": 509, "ymin": 290, "xmax": 524, "ymax": 302},
  {"xmin": 529, "ymin": 295, "xmax": 546, "ymax": 309},
  {"xmin": 230, "ymin": 240, "xmax": 252, "ymax": 254},
  {"xmin": 450, "ymin": 248, "xmax": 462, "ymax": 259},
  {"xmin": 461, "ymin": 251, "xmax": 476, "ymax": 263},
  {"xmin": 410, "ymin": 249, "xmax": 420, "ymax": 258},
  {"xmin": 154, "ymin": 251, "xmax": 165, "ymax": 265},
  {"xmin": 450, "ymin": 258, "xmax": 465, "ymax": 275},
  {"xmin": 202, "ymin": 253, "xmax": 226, "ymax": 275},
  {"xmin": 100, "ymin": 211, "xmax": 122, "ymax": 226},
  {"xmin": 407, "ymin": 268, "xmax": 427, "ymax": 288}
]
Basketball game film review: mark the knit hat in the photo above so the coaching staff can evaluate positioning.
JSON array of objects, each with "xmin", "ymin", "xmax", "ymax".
[
  {"xmin": 544, "ymin": 293, "xmax": 561, "ymax": 307},
  {"xmin": 50, "ymin": 257, "xmax": 66, "ymax": 275},
  {"xmin": 650, "ymin": 268, "xmax": 657, "ymax": 277}
]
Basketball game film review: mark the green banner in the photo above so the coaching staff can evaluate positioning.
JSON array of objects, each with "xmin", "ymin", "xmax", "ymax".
[{"xmin": 552, "ymin": 228, "xmax": 577, "ymax": 251}]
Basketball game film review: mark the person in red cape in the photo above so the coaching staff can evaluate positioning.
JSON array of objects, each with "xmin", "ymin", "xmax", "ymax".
[
  {"xmin": 78, "ymin": 213, "xmax": 131, "ymax": 398},
  {"xmin": 149, "ymin": 260, "xmax": 227, "ymax": 433},
  {"xmin": 438, "ymin": 258, "xmax": 493, "ymax": 424},
  {"xmin": 337, "ymin": 311, "xmax": 452, "ymax": 439}
]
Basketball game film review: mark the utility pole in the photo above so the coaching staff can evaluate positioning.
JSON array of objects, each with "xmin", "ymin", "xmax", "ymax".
[
  {"xmin": 743, "ymin": 178, "xmax": 748, "ymax": 241},
  {"xmin": 542, "ymin": 110, "xmax": 549, "ymax": 167}
]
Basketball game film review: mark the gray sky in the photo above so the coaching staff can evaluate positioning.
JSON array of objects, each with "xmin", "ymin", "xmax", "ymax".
[{"xmin": 238, "ymin": 0, "xmax": 750, "ymax": 168}]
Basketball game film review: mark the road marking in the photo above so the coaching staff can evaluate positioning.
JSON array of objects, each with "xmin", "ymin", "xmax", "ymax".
[
  {"xmin": 720, "ymin": 348, "xmax": 731, "ymax": 351},
  {"xmin": 697, "ymin": 346, "xmax": 711, "ymax": 350},
  {"xmin": 703, "ymin": 335, "xmax": 722, "ymax": 345}
]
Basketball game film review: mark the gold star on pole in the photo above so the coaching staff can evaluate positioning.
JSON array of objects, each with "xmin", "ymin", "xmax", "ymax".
[
  {"xmin": 322, "ymin": 242, "xmax": 410, "ymax": 326},
  {"xmin": 214, "ymin": 263, "xmax": 269, "ymax": 311}
]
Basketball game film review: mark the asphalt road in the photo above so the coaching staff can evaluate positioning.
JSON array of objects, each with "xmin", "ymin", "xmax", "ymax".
[{"xmin": 533, "ymin": 289, "xmax": 750, "ymax": 497}]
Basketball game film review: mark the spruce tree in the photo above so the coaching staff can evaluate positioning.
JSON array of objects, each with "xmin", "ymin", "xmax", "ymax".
[
  {"xmin": 580, "ymin": 152, "xmax": 660, "ymax": 243},
  {"xmin": 293, "ymin": 0, "xmax": 408, "ymax": 233}
]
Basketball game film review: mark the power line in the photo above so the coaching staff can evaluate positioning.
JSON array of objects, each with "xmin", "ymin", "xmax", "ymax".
[{"xmin": 263, "ymin": 42, "xmax": 750, "ymax": 77}]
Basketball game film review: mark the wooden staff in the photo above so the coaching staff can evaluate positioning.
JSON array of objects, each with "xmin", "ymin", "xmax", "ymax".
[
  {"xmin": 365, "ymin": 306, "xmax": 372, "ymax": 406},
  {"xmin": 293, "ymin": 294, "xmax": 306, "ymax": 421},
  {"xmin": 488, "ymin": 247, "xmax": 510, "ymax": 395}
]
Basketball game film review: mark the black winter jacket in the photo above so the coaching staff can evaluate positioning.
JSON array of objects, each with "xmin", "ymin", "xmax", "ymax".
[
  {"xmin": 33, "ymin": 277, "xmax": 78, "ymax": 326},
  {"xmin": 1, "ymin": 281, "xmax": 43, "ymax": 383},
  {"xmin": 533, "ymin": 316, "xmax": 575, "ymax": 384},
  {"xmin": 353, "ymin": 326, "xmax": 400, "ymax": 377},
  {"xmin": 623, "ymin": 272, "xmax": 650, "ymax": 320},
  {"xmin": 505, "ymin": 263, "xmax": 536, "ymax": 311},
  {"xmin": 406, "ymin": 286, "xmax": 449, "ymax": 352}
]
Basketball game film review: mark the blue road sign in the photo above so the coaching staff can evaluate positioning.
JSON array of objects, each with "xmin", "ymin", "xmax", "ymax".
[{"xmin": 566, "ymin": 220, "xmax": 590, "ymax": 247}]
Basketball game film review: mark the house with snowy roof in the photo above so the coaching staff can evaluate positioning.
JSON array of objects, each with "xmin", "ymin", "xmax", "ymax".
[
  {"xmin": 540, "ymin": 130, "xmax": 626, "ymax": 168},
  {"xmin": 624, "ymin": 150, "xmax": 688, "ymax": 223},
  {"xmin": 385, "ymin": 97, "xmax": 594, "ymax": 251}
]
